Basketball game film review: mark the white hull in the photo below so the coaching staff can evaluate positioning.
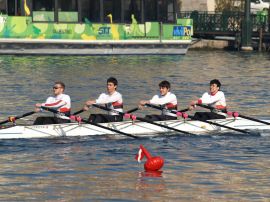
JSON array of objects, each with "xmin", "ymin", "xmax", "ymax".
[
  {"xmin": 0, "ymin": 39, "xmax": 190, "ymax": 55},
  {"xmin": 0, "ymin": 117, "xmax": 269, "ymax": 139}
]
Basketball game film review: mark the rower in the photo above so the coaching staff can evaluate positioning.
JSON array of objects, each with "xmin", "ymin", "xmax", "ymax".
[
  {"xmin": 139, "ymin": 80, "xmax": 178, "ymax": 121},
  {"xmin": 34, "ymin": 81, "xmax": 71, "ymax": 125},
  {"xmin": 189, "ymin": 79, "xmax": 227, "ymax": 121},
  {"xmin": 83, "ymin": 77, "xmax": 123, "ymax": 123}
]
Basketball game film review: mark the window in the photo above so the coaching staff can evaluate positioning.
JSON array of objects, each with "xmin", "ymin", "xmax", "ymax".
[
  {"xmin": 58, "ymin": 0, "xmax": 77, "ymax": 11},
  {"xmin": 104, "ymin": 0, "xmax": 121, "ymax": 23},
  {"xmin": 7, "ymin": 0, "xmax": 22, "ymax": 16},
  {"xmin": 58, "ymin": 0, "xmax": 78, "ymax": 22},
  {"xmin": 0, "ymin": 0, "xmax": 7, "ymax": 14},
  {"xmin": 158, "ymin": 0, "xmax": 175, "ymax": 23},
  {"xmin": 81, "ymin": 0, "xmax": 100, "ymax": 22},
  {"xmin": 145, "ymin": 0, "xmax": 157, "ymax": 21},
  {"xmin": 124, "ymin": 0, "xmax": 141, "ymax": 23},
  {"xmin": 33, "ymin": 0, "xmax": 54, "ymax": 21},
  {"xmin": 33, "ymin": 0, "xmax": 54, "ymax": 11},
  {"xmin": 145, "ymin": 0, "xmax": 175, "ymax": 23}
]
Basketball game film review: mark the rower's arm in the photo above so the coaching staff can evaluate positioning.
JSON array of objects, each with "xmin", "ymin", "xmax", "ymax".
[
  {"xmin": 96, "ymin": 93, "xmax": 122, "ymax": 104},
  {"xmin": 201, "ymin": 92, "xmax": 226, "ymax": 108}
]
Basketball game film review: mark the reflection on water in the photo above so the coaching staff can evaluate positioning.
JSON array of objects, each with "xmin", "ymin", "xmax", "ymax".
[{"xmin": 0, "ymin": 51, "xmax": 269, "ymax": 201}]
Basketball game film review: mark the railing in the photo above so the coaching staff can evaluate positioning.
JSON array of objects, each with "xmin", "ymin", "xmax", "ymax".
[{"xmin": 178, "ymin": 11, "xmax": 269, "ymax": 33}]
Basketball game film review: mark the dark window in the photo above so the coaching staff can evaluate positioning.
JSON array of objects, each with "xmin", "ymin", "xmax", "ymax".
[
  {"xmin": 104, "ymin": 0, "xmax": 121, "ymax": 23},
  {"xmin": 124, "ymin": 0, "xmax": 141, "ymax": 23},
  {"xmin": 158, "ymin": 0, "xmax": 175, "ymax": 23},
  {"xmin": 145, "ymin": 0, "xmax": 175, "ymax": 23},
  {"xmin": 33, "ymin": 0, "xmax": 54, "ymax": 11},
  {"xmin": 0, "ymin": 0, "xmax": 7, "ymax": 14},
  {"xmin": 81, "ymin": 0, "xmax": 100, "ymax": 22},
  {"xmin": 58, "ymin": 0, "xmax": 77, "ymax": 11},
  {"xmin": 7, "ymin": 0, "xmax": 21, "ymax": 16},
  {"xmin": 145, "ymin": 0, "xmax": 157, "ymax": 21}
]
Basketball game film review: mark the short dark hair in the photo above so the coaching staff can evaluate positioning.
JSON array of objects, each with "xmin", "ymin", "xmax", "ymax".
[
  {"xmin": 55, "ymin": 81, "xmax": 65, "ymax": 90},
  {"xmin": 210, "ymin": 79, "xmax": 221, "ymax": 88},
  {"xmin": 107, "ymin": 77, "xmax": 118, "ymax": 86},
  {"xmin": 159, "ymin": 80, "xmax": 171, "ymax": 89}
]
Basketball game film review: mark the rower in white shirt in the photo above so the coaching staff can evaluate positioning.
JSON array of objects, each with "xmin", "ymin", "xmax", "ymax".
[
  {"xmin": 139, "ymin": 80, "xmax": 178, "ymax": 121},
  {"xmin": 83, "ymin": 77, "xmax": 123, "ymax": 123},
  {"xmin": 34, "ymin": 81, "xmax": 71, "ymax": 125},
  {"xmin": 189, "ymin": 79, "xmax": 227, "ymax": 120}
]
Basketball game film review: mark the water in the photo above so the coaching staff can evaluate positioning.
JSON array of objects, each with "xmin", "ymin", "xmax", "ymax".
[{"xmin": 0, "ymin": 50, "xmax": 270, "ymax": 201}]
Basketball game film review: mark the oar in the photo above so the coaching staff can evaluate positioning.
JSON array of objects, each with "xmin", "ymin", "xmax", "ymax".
[
  {"xmin": 0, "ymin": 111, "xmax": 36, "ymax": 125},
  {"xmin": 197, "ymin": 104, "xmax": 270, "ymax": 126},
  {"xmin": 40, "ymin": 106, "xmax": 138, "ymax": 139},
  {"xmin": 72, "ymin": 107, "xmax": 139, "ymax": 116},
  {"xmin": 145, "ymin": 103, "xmax": 249, "ymax": 134},
  {"xmin": 144, "ymin": 103, "xmax": 189, "ymax": 113},
  {"xmin": 125, "ymin": 107, "xmax": 139, "ymax": 114},
  {"xmin": 73, "ymin": 109, "xmax": 84, "ymax": 115},
  {"xmin": 91, "ymin": 104, "xmax": 196, "ymax": 136}
]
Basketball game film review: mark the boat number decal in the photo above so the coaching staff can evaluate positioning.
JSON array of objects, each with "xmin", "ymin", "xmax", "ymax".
[
  {"xmin": 98, "ymin": 27, "xmax": 111, "ymax": 35},
  {"xmin": 32, "ymin": 126, "xmax": 49, "ymax": 129}
]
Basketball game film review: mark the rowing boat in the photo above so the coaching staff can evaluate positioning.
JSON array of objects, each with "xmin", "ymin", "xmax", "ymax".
[{"xmin": 0, "ymin": 117, "xmax": 269, "ymax": 139}]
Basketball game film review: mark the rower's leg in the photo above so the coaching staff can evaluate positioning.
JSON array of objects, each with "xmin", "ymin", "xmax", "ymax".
[
  {"xmin": 55, "ymin": 118, "xmax": 71, "ymax": 124},
  {"xmin": 164, "ymin": 115, "xmax": 177, "ymax": 120},
  {"xmin": 33, "ymin": 117, "xmax": 55, "ymax": 125},
  {"xmin": 193, "ymin": 112, "xmax": 226, "ymax": 121},
  {"xmin": 145, "ymin": 115, "xmax": 165, "ymax": 121},
  {"xmin": 89, "ymin": 114, "xmax": 108, "ymax": 123}
]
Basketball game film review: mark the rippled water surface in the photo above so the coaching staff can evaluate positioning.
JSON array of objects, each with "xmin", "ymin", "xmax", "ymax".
[{"xmin": 0, "ymin": 50, "xmax": 270, "ymax": 201}]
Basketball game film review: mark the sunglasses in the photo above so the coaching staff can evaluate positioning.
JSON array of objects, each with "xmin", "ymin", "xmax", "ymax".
[{"xmin": 53, "ymin": 86, "xmax": 61, "ymax": 89}]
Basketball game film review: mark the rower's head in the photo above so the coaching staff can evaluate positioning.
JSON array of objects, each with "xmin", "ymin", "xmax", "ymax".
[
  {"xmin": 53, "ymin": 81, "xmax": 65, "ymax": 95},
  {"xmin": 159, "ymin": 80, "xmax": 170, "ymax": 96},
  {"xmin": 209, "ymin": 79, "xmax": 221, "ymax": 95},
  {"xmin": 107, "ymin": 77, "xmax": 118, "ymax": 94}
]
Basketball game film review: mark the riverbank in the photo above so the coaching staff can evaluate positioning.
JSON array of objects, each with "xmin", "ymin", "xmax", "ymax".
[
  {"xmin": 190, "ymin": 38, "xmax": 236, "ymax": 50},
  {"xmin": 190, "ymin": 37, "xmax": 270, "ymax": 51}
]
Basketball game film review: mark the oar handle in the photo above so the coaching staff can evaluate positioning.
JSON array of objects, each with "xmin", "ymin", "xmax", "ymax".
[
  {"xmin": 196, "ymin": 103, "xmax": 226, "ymax": 112},
  {"xmin": 0, "ymin": 111, "xmax": 36, "ymax": 125},
  {"xmin": 145, "ymin": 103, "xmax": 189, "ymax": 113}
]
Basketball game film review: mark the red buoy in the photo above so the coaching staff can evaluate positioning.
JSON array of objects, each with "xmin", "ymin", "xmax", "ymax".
[{"xmin": 135, "ymin": 145, "xmax": 164, "ymax": 171}]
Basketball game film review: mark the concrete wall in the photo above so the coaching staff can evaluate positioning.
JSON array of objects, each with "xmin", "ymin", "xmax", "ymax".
[{"xmin": 181, "ymin": 0, "xmax": 215, "ymax": 12}]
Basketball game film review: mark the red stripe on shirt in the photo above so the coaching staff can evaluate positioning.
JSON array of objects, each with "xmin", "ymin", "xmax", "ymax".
[
  {"xmin": 44, "ymin": 100, "xmax": 63, "ymax": 107},
  {"xmin": 59, "ymin": 107, "xmax": 71, "ymax": 113},
  {"xmin": 166, "ymin": 103, "xmax": 177, "ymax": 110}
]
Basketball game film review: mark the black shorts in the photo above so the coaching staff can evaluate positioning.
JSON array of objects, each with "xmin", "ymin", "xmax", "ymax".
[
  {"xmin": 33, "ymin": 117, "xmax": 70, "ymax": 125},
  {"xmin": 193, "ymin": 112, "xmax": 226, "ymax": 121},
  {"xmin": 144, "ymin": 114, "xmax": 177, "ymax": 122},
  {"xmin": 88, "ymin": 114, "xmax": 123, "ymax": 123}
]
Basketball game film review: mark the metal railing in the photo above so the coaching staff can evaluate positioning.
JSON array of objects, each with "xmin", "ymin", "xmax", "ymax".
[{"xmin": 178, "ymin": 11, "xmax": 268, "ymax": 33}]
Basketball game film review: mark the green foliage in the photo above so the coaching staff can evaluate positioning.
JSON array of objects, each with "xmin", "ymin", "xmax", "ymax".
[{"xmin": 215, "ymin": 0, "xmax": 245, "ymax": 12}]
